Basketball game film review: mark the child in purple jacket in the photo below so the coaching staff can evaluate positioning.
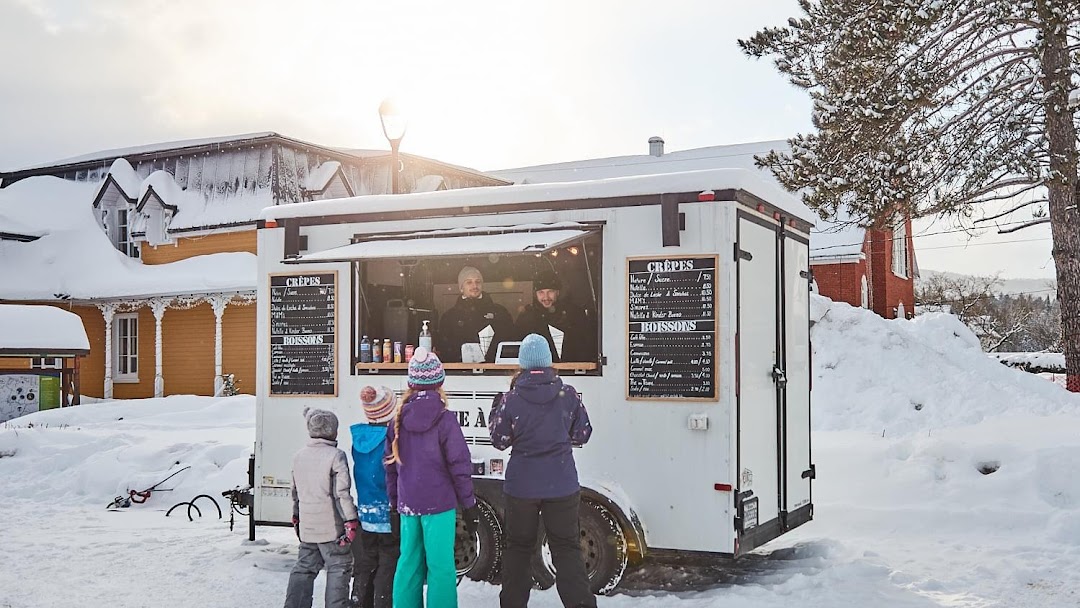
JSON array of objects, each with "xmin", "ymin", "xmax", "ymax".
[{"xmin": 384, "ymin": 347, "xmax": 479, "ymax": 608}]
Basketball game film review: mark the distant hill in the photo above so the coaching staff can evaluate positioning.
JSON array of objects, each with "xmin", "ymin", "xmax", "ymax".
[{"xmin": 919, "ymin": 269, "xmax": 1057, "ymax": 300}]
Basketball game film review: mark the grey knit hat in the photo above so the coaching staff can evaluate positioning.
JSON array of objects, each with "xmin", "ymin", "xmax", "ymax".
[{"xmin": 303, "ymin": 406, "xmax": 339, "ymax": 440}]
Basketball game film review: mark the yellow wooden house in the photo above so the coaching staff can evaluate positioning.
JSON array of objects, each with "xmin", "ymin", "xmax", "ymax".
[{"xmin": 0, "ymin": 132, "xmax": 506, "ymax": 400}]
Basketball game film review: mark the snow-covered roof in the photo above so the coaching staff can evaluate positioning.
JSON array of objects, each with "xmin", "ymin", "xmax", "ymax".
[
  {"xmin": 263, "ymin": 168, "xmax": 818, "ymax": 224},
  {"xmin": 492, "ymin": 140, "xmax": 871, "ymax": 261},
  {"xmin": 335, "ymin": 149, "xmax": 504, "ymax": 182},
  {"xmin": 414, "ymin": 175, "xmax": 445, "ymax": 193},
  {"xmin": 808, "ymin": 209, "xmax": 866, "ymax": 262},
  {"xmin": 0, "ymin": 176, "xmax": 255, "ymax": 301},
  {"xmin": 491, "ymin": 140, "xmax": 788, "ymax": 184},
  {"xmin": 302, "ymin": 161, "xmax": 343, "ymax": 192},
  {"xmin": 10, "ymin": 132, "xmax": 278, "ymax": 173},
  {"xmin": 94, "ymin": 163, "xmax": 272, "ymax": 233},
  {"xmin": 0, "ymin": 304, "xmax": 90, "ymax": 353}
]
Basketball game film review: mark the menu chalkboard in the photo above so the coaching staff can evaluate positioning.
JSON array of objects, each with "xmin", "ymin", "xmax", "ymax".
[
  {"xmin": 627, "ymin": 256, "xmax": 717, "ymax": 400},
  {"xmin": 269, "ymin": 272, "xmax": 337, "ymax": 396}
]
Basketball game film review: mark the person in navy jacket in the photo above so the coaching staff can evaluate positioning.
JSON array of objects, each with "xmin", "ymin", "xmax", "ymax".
[{"xmin": 489, "ymin": 333, "xmax": 595, "ymax": 608}]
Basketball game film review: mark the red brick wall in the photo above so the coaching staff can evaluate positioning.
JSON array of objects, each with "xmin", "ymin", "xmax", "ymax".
[
  {"xmin": 812, "ymin": 259, "xmax": 869, "ymax": 309},
  {"xmin": 866, "ymin": 218, "xmax": 915, "ymax": 319}
]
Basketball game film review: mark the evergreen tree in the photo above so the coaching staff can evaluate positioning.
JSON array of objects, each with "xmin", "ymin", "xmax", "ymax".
[{"xmin": 741, "ymin": 0, "xmax": 1080, "ymax": 388}]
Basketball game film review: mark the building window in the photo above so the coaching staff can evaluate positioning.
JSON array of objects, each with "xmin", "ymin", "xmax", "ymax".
[
  {"xmin": 860, "ymin": 275, "xmax": 869, "ymax": 308},
  {"xmin": 891, "ymin": 221, "xmax": 908, "ymax": 278},
  {"xmin": 115, "ymin": 313, "xmax": 139, "ymax": 381},
  {"xmin": 103, "ymin": 207, "xmax": 140, "ymax": 259},
  {"xmin": 116, "ymin": 209, "xmax": 140, "ymax": 258},
  {"xmin": 31, "ymin": 357, "xmax": 62, "ymax": 369}
]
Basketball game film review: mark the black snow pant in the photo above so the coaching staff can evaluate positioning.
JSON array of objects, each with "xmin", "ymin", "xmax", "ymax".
[
  {"xmin": 349, "ymin": 528, "xmax": 399, "ymax": 608},
  {"xmin": 500, "ymin": 492, "xmax": 596, "ymax": 608}
]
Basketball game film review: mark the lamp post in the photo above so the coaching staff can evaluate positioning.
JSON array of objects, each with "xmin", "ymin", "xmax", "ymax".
[{"xmin": 378, "ymin": 98, "xmax": 407, "ymax": 194}]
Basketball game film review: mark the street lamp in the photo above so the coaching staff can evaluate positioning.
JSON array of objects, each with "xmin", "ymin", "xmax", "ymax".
[{"xmin": 378, "ymin": 98, "xmax": 407, "ymax": 194}]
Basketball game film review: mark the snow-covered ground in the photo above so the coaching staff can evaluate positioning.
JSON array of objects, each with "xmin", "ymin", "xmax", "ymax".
[{"xmin": 3, "ymin": 296, "xmax": 1080, "ymax": 607}]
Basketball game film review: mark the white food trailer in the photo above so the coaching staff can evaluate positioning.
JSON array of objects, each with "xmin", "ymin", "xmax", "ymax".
[{"xmin": 254, "ymin": 168, "xmax": 815, "ymax": 593}]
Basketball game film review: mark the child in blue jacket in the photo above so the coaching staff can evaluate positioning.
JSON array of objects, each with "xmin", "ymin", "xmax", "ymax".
[{"xmin": 349, "ymin": 385, "xmax": 399, "ymax": 608}]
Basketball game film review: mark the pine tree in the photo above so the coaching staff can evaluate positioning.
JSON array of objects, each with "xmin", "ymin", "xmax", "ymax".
[{"xmin": 741, "ymin": 0, "xmax": 1080, "ymax": 388}]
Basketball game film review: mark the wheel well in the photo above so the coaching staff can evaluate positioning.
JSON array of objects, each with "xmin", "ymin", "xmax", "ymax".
[
  {"xmin": 472, "ymin": 478, "xmax": 647, "ymax": 564},
  {"xmin": 580, "ymin": 487, "xmax": 646, "ymax": 564}
]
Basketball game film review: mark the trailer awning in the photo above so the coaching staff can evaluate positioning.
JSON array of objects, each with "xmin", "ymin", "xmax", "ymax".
[{"xmin": 291, "ymin": 224, "xmax": 599, "ymax": 263}]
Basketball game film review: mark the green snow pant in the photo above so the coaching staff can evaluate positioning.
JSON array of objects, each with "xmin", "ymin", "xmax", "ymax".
[{"xmin": 393, "ymin": 508, "xmax": 458, "ymax": 608}]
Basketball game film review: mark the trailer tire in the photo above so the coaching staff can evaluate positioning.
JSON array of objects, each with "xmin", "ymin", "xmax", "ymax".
[
  {"xmin": 455, "ymin": 499, "xmax": 502, "ymax": 582},
  {"xmin": 531, "ymin": 501, "xmax": 628, "ymax": 595}
]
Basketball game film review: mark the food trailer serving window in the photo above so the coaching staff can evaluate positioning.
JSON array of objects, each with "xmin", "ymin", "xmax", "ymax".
[{"xmin": 296, "ymin": 223, "xmax": 603, "ymax": 376}]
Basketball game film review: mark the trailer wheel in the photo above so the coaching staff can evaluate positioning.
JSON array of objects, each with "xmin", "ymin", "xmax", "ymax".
[
  {"xmin": 455, "ymin": 499, "xmax": 502, "ymax": 582},
  {"xmin": 531, "ymin": 501, "xmax": 628, "ymax": 595}
]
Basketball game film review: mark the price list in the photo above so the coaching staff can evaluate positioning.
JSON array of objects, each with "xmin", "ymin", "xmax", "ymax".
[
  {"xmin": 269, "ymin": 272, "xmax": 337, "ymax": 396},
  {"xmin": 627, "ymin": 256, "xmax": 717, "ymax": 400}
]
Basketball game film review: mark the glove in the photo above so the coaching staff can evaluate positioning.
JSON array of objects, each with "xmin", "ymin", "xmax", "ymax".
[
  {"xmin": 390, "ymin": 509, "xmax": 401, "ymax": 538},
  {"xmin": 338, "ymin": 519, "xmax": 359, "ymax": 547},
  {"xmin": 292, "ymin": 516, "xmax": 301, "ymax": 541},
  {"xmin": 463, "ymin": 505, "xmax": 480, "ymax": 537}
]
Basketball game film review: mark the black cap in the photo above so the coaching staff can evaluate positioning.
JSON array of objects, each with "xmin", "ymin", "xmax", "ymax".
[{"xmin": 533, "ymin": 270, "xmax": 562, "ymax": 292}]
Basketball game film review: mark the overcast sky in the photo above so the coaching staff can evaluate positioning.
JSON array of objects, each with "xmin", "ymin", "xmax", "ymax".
[{"xmin": 0, "ymin": 0, "xmax": 1057, "ymax": 281}]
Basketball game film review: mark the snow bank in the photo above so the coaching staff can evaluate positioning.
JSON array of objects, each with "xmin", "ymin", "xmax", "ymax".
[
  {"xmin": 0, "ymin": 395, "xmax": 253, "ymax": 505},
  {"xmin": 810, "ymin": 294, "xmax": 1080, "ymax": 436}
]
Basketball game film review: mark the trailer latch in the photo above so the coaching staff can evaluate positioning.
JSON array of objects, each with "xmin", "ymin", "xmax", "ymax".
[
  {"xmin": 772, "ymin": 366, "xmax": 787, "ymax": 389},
  {"xmin": 801, "ymin": 464, "xmax": 816, "ymax": 480}
]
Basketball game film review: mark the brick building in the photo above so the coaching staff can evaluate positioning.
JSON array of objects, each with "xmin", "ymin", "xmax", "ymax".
[{"xmin": 809, "ymin": 214, "xmax": 916, "ymax": 319}]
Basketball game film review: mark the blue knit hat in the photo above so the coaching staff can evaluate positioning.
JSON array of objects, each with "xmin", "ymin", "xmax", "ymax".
[
  {"xmin": 518, "ymin": 333, "xmax": 553, "ymax": 370},
  {"xmin": 408, "ymin": 347, "xmax": 446, "ymax": 388}
]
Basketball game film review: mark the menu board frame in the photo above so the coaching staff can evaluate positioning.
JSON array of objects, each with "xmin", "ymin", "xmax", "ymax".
[
  {"xmin": 268, "ymin": 270, "xmax": 339, "ymax": 397},
  {"xmin": 625, "ymin": 254, "xmax": 719, "ymax": 402}
]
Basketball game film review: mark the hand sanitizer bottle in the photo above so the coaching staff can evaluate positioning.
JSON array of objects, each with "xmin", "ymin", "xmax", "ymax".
[{"xmin": 419, "ymin": 320, "xmax": 433, "ymax": 352}]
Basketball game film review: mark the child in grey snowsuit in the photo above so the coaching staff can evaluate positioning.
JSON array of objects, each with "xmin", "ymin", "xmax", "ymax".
[{"xmin": 283, "ymin": 407, "xmax": 360, "ymax": 608}]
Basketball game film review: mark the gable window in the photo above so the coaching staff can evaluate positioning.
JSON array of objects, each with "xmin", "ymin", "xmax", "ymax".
[
  {"xmin": 102, "ymin": 207, "xmax": 140, "ymax": 259},
  {"xmin": 31, "ymin": 357, "xmax": 62, "ymax": 369},
  {"xmin": 891, "ymin": 221, "xmax": 908, "ymax": 278},
  {"xmin": 114, "ymin": 313, "xmax": 139, "ymax": 382},
  {"xmin": 116, "ymin": 209, "xmax": 140, "ymax": 258}
]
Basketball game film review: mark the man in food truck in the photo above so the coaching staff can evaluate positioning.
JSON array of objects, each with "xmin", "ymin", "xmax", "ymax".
[
  {"xmin": 436, "ymin": 266, "xmax": 517, "ymax": 363},
  {"xmin": 515, "ymin": 269, "xmax": 596, "ymax": 363}
]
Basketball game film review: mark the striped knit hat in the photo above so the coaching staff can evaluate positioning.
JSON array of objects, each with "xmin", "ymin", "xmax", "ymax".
[
  {"xmin": 408, "ymin": 347, "xmax": 445, "ymax": 388},
  {"xmin": 360, "ymin": 385, "xmax": 397, "ymax": 424}
]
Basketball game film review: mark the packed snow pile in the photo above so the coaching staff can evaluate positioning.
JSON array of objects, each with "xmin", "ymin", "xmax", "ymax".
[
  {"xmin": 0, "ymin": 395, "xmax": 253, "ymax": 505},
  {"xmin": 810, "ymin": 294, "xmax": 1078, "ymax": 435}
]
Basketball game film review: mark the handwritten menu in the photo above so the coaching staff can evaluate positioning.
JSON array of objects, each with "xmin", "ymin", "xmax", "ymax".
[
  {"xmin": 269, "ymin": 272, "xmax": 337, "ymax": 396},
  {"xmin": 627, "ymin": 256, "xmax": 717, "ymax": 400}
]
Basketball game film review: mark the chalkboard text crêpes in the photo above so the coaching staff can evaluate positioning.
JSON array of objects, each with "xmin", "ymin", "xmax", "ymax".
[
  {"xmin": 627, "ymin": 256, "xmax": 717, "ymax": 400},
  {"xmin": 269, "ymin": 272, "xmax": 337, "ymax": 396}
]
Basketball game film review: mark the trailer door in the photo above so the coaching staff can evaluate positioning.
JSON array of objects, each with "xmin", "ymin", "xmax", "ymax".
[
  {"xmin": 782, "ymin": 233, "xmax": 812, "ymax": 520},
  {"xmin": 736, "ymin": 215, "xmax": 780, "ymax": 536}
]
